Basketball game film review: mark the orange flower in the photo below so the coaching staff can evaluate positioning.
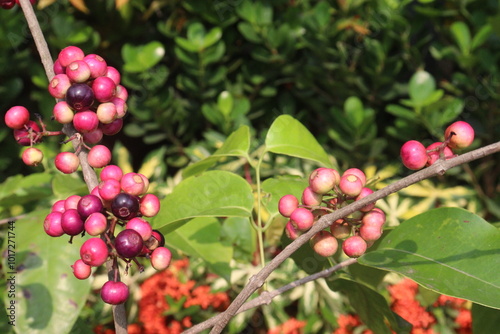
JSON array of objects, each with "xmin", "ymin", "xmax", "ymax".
[
  {"xmin": 268, "ymin": 317, "xmax": 307, "ymax": 334},
  {"xmin": 455, "ymin": 309, "xmax": 472, "ymax": 334}
]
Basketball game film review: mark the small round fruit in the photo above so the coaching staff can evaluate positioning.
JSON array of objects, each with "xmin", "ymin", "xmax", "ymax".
[
  {"xmin": 77, "ymin": 194, "xmax": 103, "ymax": 220},
  {"xmin": 83, "ymin": 54, "xmax": 108, "ymax": 78},
  {"xmin": 71, "ymin": 259, "xmax": 92, "ymax": 280},
  {"xmin": 105, "ymin": 66, "xmax": 121, "ymax": 85},
  {"xmin": 100, "ymin": 165, "xmax": 123, "ymax": 182},
  {"xmin": 445, "ymin": 121, "xmax": 474, "ymax": 149},
  {"xmin": 301, "ymin": 186, "xmax": 323, "ymax": 206},
  {"xmin": 88, "ymin": 145, "xmax": 112, "ymax": 168},
  {"xmin": 278, "ymin": 195, "xmax": 299, "ymax": 218},
  {"xmin": 48, "ymin": 74, "xmax": 72, "ymax": 99},
  {"xmin": 66, "ymin": 83, "xmax": 95, "ymax": 111},
  {"xmin": 114, "ymin": 229, "xmax": 144, "ymax": 258},
  {"xmin": 342, "ymin": 236, "xmax": 367, "ymax": 258},
  {"xmin": 98, "ymin": 179, "xmax": 121, "ymax": 201},
  {"xmin": 5, "ymin": 106, "xmax": 30, "ymax": 129},
  {"xmin": 310, "ymin": 231, "xmax": 338, "ymax": 257},
  {"xmin": 339, "ymin": 174, "xmax": 363, "ymax": 197},
  {"xmin": 359, "ymin": 225, "xmax": 383, "ymax": 242},
  {"xmin": 343, "ymin": 168, "xmax": 366, "ymax": 186},
  {"xmin": 111, "ymin": 193, "xmax": 140, "ymax": 220},
  {"xmin": 92, "ymin": 76, "xmax": 116, "ymax": 102},
  {"xmin": 139, "ymin": 194, "xmax": 160, "ymax": 217},
  {"xmin": 73, "ymin": 110, "xmax": 99, "ymax": 133},
  {"xmin": 100, "ymin": 281, "xmax": 129, "ymax": 305},
  {"xmin": 66, "ymin": 60, "xmax": 91, "ymax": 83},
  {"xmin": 120, "ymin": 173, "xmax": 146, "ymax": 196},
  {"xmin": 13, "ymin": 120, "xmax": 41, "ymax": 146},
  {"xmin": 83, "ymin": 128, "xmax": 103, "ymax": 145},
  {"xmin": 309, "ymin": 168, "xmax": 338, "ymax": 194},
  {"xmin": 55, "ymin": 152, "xmax": 80, "ymax": 174},
  {"xmin": 150, "ymin": 247, "xmax": 172, "ymax": 271},
  {"xmin": 400, "ymin": 140, "xmax": 427, "ymax": 170},
  {"xmin": 58, "ymin": 46, "xmax": 85, "ymax": 67},
  {"xmin": 355, "ymin": 187, "xmax": 376, "ymax": 212},
  {"xmin": 426, "ymin": 142, "xmax": 454, "ymax": 166},
  {"xmin": 330, "ymin": 220, "xmax": 351, "ymax": 239},
  {"xmin": 61, "ymin": 209, "xmax": 84, "ymax": 236},
  {"xmin": 289, "ymin": 208, "xmax": 315, "ymax": 231},
  {"xmin": 100, "ymin": 118, "xmax": 123, "ymax": 136},
  {"xmin": 125, "ymin": 217, "xmax": 153, "ymax": 241},
  {"xmin": 44, "ymin": 212, "xmax": 64, "ymax": 237},
  {"xmin": 64, "ymin": 195, "xmax": 82, "ymax": 210},
  {"xmin": 285, "ymin": 220, "xmax": 301, "ymax": 240},
  {"xmin": 84, "ymin": 212, "xmax": 108, "ymax": 236},
  {"xmin": 53, "ymin": 101, "xmax": 74, "ymax": 124},
  {"xmin": 22, "ymin": 147, "xmax": 43, "ymax": 166},
  {"xmin": 51, "ymin": 199, "xmax": 66, "ymax": 213},
  {"xmin": 96, "ymin": 102, "xmax": 117, "ymax": 124},
  {"xmin": 80, "ymin": 237, "xmax": 109, "ymax": 266}
]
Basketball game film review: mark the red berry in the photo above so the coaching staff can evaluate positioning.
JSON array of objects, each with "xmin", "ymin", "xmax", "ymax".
[
  {"xmin": 309, "ymin": 168, "xmax": 338, "ymax": 194},
  {"xmin": 64, "ymin": 195, "xmax": 82, "ymax": 210},
  {"xmin": 83, "ymin": 128, "xmax": 103, "ymax": 145},
  {"xmin": 73, "ymin": 110, "xmax": 99, "ymax": 133},
  {"xmin": 88, "ymin": 145, "xmax": 112, "ymax": 168},
  {"xmin": 51, "ymin": 199, "xmax": 66, "ymax": 213},
  {"xmin": 285, "ymin": 220, "xmax": 301, "ymax": 240},
  {"xmin": 66, "ymin": 60, "xmax": 91, "ymax": 83},
  {"xmin": 100, "ymin": 164, "xmax": 123, "ymax": 182},
  {"xmin": 342, "ymin": 236, "xmax": 367, "ymax": 258},
  {"xmin": 310, "ymin": 231, "xmax": 338, "ymax": 257},
  {"xmin": 114, "ymin": 85, "xmax": 128, "ymax": 102},
  {"xmin": 96, "ymin": 102, "xmax": 117, "ymax": 124},
  {"xmin": 125, "ymin": 217, "xmax": 153, "ymax": 241},
  {"xmin": 58, "ymin": 46, "xmax": 85, "ymax": 67},
  {"xmin": 83, "ymin": 54, "xmax": 108, "ymax": 78},
  {"xmin": 289, "ymin": 207, "xmax": 315, "ymax": 231},
  {"xmin": 92, "ymin": 76, "xmax": 116, "ymax": 102},
  {"xmin": 343, "ymin": 168, "xmax": 366, "ymax": 186},
  {"xmin": 339, "ymin": 174, "xmax": 363, "ymax": 197},
  {"xmin": 400, "ymin": 140, "xmax": 427, "ymax": 170},
  {"xmin": 301, "ymin": 186, "xmax": 323, "ymax": 206},
  {"xmin": 445, "ymin": 121, "xmax": 474, "ymax": 149},
  {"xmin": 55, "ymin": 152, "xmax": 80, "ymax": 174},
  {"xmin": 5, "ymin": 106, "xmax": 30, "ymax": 129},
  {"xmin": 120, "ymin": 172, "xmax": 146, "ymax": 196},
  {"xmin": 100, "ymin": 281, "xmax": 129, "ymax": 305},
  {"xmin": 53, "ymin": 101, "xmax": 74, "ymax": 124},
  {"xmin": 355, "ymin": 187, "xmax": 375, "ymax": 212},
  {"xmin": 13, "ymin": 120, "xmax": 41, "ymax": 146},
  {"xmin": 44, "ymin": 212, "xmax": 64, "ymax": 237},
  {"xmin": 330, "ymin": 220, "xmax": 351, "ymax": 239},
  {"xmin": 139, "ymin": 194, "xmax": 161, "ymax": 217},
  {"xmin": 71, "ymin": 259, "xmax": 92, "ymax": 280},
  {"xmin": 426, "ymin": 142, "xmax": 454, "ymax": 166},
  {"xmin": 105, "ymin": 66, "xmax": 121, "ymax": 85},
  {"xmin": 77, "ymin": 194, "xmax": 103, "ymax": 220},
  {"xmin": 61, "ymin": 209, "xmax": 84, "ymax": 236},
  {"xmin": 48, "ymin": 74, "xmax": 72, "ymax": 99},
  {"xmin": 98, "ymin": 179, "xmax": 122, "ymax": 201},
  {"xmin": 80, "ymin": 237, "xmax": 109, "ymax": 266},
  {"xmin": 100, "ymin": 118, "xmax": 123, "ymax": 136},
  {"xmin": 84, "ymin": 212, "xmax": 108, "ymax": 236},
  {"xmin": 278, "ymin": 194, "xmax": 299, "ymax": 218}
]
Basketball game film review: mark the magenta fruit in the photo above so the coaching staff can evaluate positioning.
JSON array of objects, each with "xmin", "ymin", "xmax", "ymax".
[
  {"xmin": 114, "ymin": 86, "xmax": 128, "ymax": 102},
  {"xmin": 100, "ymin": 281, "xmax": 129, "ymax": 305},
  {"xmin": 96, "ymin": 102, "xmax": 117, "ymax": 124},
  {"xmin": 55, "ymin": 152, "xmax": 80, "ymax": 174},
  {"xmin": 139, "ymin": 194, "xmax": 161, "ymax": 217},
  {"xmin": 92, "ymin": 76, "xmax": 116, "ymax": 102},
  {"xmin": 83, "ymin": 54, "xmax": 108, "ymax": 78},
  {"xmin": 301, "ymin": 186, "xmax": 323, "ymax": 206},
  {"xmin": 100, "ymin": 164, "xmax": 123, "ymax": 182},
  {"xmin": 83, "ymin": 128, "xmax": 103, "ymax": 145},
  {"xmin": 13, "ymin": 120, "xmax": 41, "ymax": 146},
  {"xmin": 284, "ymin": 220, "xmax": 301, "ymax": 240},
  {"xmin": 51, "ymin": 199, "xmax": 66, "ymax": 213},
  {"xmin": 289, "ymin": 207, "xmax": 315, "ymax": 231},
  {"xmin": 77, "ymin": 194, "xmax": 103, "ymax": 220},
  {"xmin": 84, "ymin": 212, "xmax": 108, "ymax": 236},
  {"xmin": 151, "ymin": 230, "xmax": 165, "ymax": 248},
  {"xmin": 87, "ymin": 144, "xmax": 112, "ymax": 168},
  {"xmin": 343, "ymin": 168, "xmax": 366, "ymax": 186},
  {"xmin": 53, "ymin": 101, "xmax": 74, "ymax": 124},
  {"xmin": 66, "ymin": 83, "xmax": 95, "ymax": 111},
  {"xmin": 359, "ymin": 224, "xmax": 383, "ymax": 242},
  {"xmin": 355, "ymin": 187, "xmax": 376, "ymax": 212},
  {"xmin": 278, "ymin": 194, "xmax": 299, "ymax": 218},
  {"xmin": 445, "ymin": 121, "xmax": 474, "ymax": 149},
  {"xmin": 64, "ymin": 195, "xmax": 82, "ymax": 210},
  {"xmin": 61, "ymin": 209, "xmax": 84, "ymax": 236},
  {"xmin": 80, "ymin": 237, "xmax": 109, "ymax": 266},
  {"xmin": 105, "ymin": 66, "xmax": 121, "ymax": 85},
  {"xmin": 53, "ymin": 59, "xmax": 65, "ymax": 75},
  {"xmin": 114, "ymin": 229, "xmax": 144, "ymax": 258},
  {"xmin": 71, "ymin": 259, "xmax": 92, "ymax": 280},
  {"xmin": 5, "ymin": 105, "xmax": 30, "ymax": 129},
  {"xmin": 48, "ymin": 74, "xmax": 72, "ymax": 99},
  {"xmin": 44, "ymin": 212, "xmax": 64, "ymax": 237},
  {"xmin": 100, "ymin": 118, "xmax": 123, "ymax": 136},
  {"xmin": 400, "ymin": 140, "xmax": 427, "ymax": 170},
  {"xmin": 98, "ymin": 179, "xmax": 122, "ymax": 201},
  {"xmin": 125, "ymin": 217, "xmax": 153, "ymax": 241},
  {"xmin": 150, "ymin": 247, "xmax": 172, "ymax": 271},
  {"xmin": 66, "ymin": 60, "xmax": 91, "ymax": 83},
  {"xmin": 73, "ymin": 110, "xmax": 99, "ymax": 133},
  {"xmin": 111, "ymin": 193, "xmax": 140, "ymax": 220},
  {"xmin": 310, "ymin": 231, "xmax": 338, "ymax": 257},
  {"xmin": 120, "ymin": 172, "xmax": 146, "ymax": 196},
  {"xmin": 22, "ymin": 147, "xmax": 43, "ymax": 166},
  {"xmin": 309, "ymin": 168, "xmax": 338, "ymax": 194},
  {"xmin": 58, "ymin": 46, "xmax": 85, "ymax": 67},
  {"xmin": 426, "ymin": 142, "xmax": 454, "ymax": 166},
  {"xmin": 342, "ymin": 236, "xmax": 367, "ymax": 258},
  {"xmin": 339, "ymin": 174, "xmax": 363, "ymax": 197},
  {"xmin": 111, "ymin": 97, "xmax": 128, "ymax": 118}
]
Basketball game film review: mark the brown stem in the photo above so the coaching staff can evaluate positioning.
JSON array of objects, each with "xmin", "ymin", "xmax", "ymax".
[
  {"xmin": 17, "ymin": 0, "xmax": 128, "ymax": 332},
  {"xmin": 191, "ymin": 141, "xmax": 500, "ymax": 334}
]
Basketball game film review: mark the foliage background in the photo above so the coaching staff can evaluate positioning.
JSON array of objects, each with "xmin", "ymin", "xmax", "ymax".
[{"xmin": 1, "ymin": 0, "xmax": 500, "ymax": 333}]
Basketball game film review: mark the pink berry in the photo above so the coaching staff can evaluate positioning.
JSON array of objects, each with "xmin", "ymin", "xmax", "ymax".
[
  {"xmin": 278, "ymin": 194, "xmax": 299, "ymax": 218},
  {"xmin": 121, "ymin": 173, "xmax": 146, "ymax": 196},
  {"xmin": 44, "ymin": 212, "xmax": 64, "ymax": 237},
  {"xmin": 105, "ymin": 66, "xmax": 121, "ymax": 85},
  {"xmin": 114, "ymin": 85, "xmax": 128, "ymax": 102},
  {"xmin": 100, "ymin": 118, "xmax": 123, "ymax": 136},
  {"xmin": 343, "ymin": 168, "xmax": 366, "ymax": 186},
  {"xmin": 139, "ymin": 194, "xmax": 161, "ymax": 217},
  {"xmin": 355, "ymin": 187, "xmax": 376, "ymax": 212},
  {"xmin": 92, "ymin": 76, "xmax": 116, "ymax": 102},
  {"xmin": 13, "ymin": 120, "xmax": 41, "ymax": 146},
  {"xmin": 51, "ymin": 199, "xmax": 66, "ymax": 213},
  {"xmin": 80, "ymin": 237, "xmax": 109, "ymax": 266},
  {"xmin": 100, "ymin": 164, "xmax": 123, "ymax": 182},
  {"xmin": 88, "ymin": 144, "xmax": 112, "ymax": 168},
  {"xmin": 48, "ymin": 74, "xmax": 72, "ymax": 99},
  {"xmin": 61, "ymin": 209, "xmax": 84, "ymax": 236},
  {"xmin": 53, "ymin": 59, "xmax": 65, "ymax": 75},
  {"xmin": 309, "ymin": 168, "xmax": 338, "ymax": 194},
  {"xmin": 64, "ymin": 195, "xmax": 82, "ymax": 210},
  {"xmin": 301, "ymin": 186, "xmax": 323, "ymax": 206},
  {"xmin": 150, "ymin": 247, "xmax": 172, "ymax": 271},
  {"xmin": 84, "ymin": 212, "xmax": 108, "ymax": 236},
  {"xmin": 71, "ymin": 259, "xmax": 92, "ymax": 280},
  {"xmin": 289, "ymin": 207, "xmax": 315, "ymax": 231},
  {"xmin": 98, "ymin": 179, "xmax": 122, "ymax": 201},
  {"xmin": 285, "ymin": 220, "xmax": 301, "ymax": 240},
  {"xmin": 5, "ymin": 106, "xmax": 30, "ymax": 129},
  {"xmin": 83, "ymin": 54, "xmax": 108, "ymax": 78},
  {"xmin": 66, "ymin": 60, "xmax": 91, "ymax": 83},
  {"xmin": 330, "ymin": 220, "xmax": 351, "ymax": 239},
  {"xmin": 22, "ymin": 147, "xmax": 43, "ymax": 166},
  {"xmin": 339, "ymin": 174, "xmax": 363, "ymax": 197},
  {"xmin": 55, "ymin": 152, "xmax": 80, "ymax": 174},
  {"xmin": 361, "ymin": 209, "xmax": 386, "ymax": 228},
  {"xmin": 58, "ymin": 46, "xmax": 85, "ymax": 67},
  {"xmin": 400, "ymin": 140, "xmax": 428, "ymax": 170},
  {"xmin": 310, "ymin": 231, "xmax": 338, "ymax": 257},
  {"xmin": 359, "ymin": 224, "xmax": 383, "ymax": 242},
  {"xmin": 100, "ymin": 281, "xmax": 129, "ymax": 305},
  {"xmin": 426, "ymin": 142, "xmax": 454, "ymax": 166},
  {"xmin": 73, "ymin": 110, "xmax": 99, "ymax": 133},
  {"xmin": 445, "ymin": 121, "xmax": 474, "ymax": 149},
  {"xmin": 342, "ymin": 236, "xmax": 367, "ymax": 258},
  {"xmin": 126, "ymin": 217, "xmax": 153, "ymax": 241},
  {"xmin": 53, "ymin": 101, "xmax": 74, "ymax": 124},
  {"xmin": 83, "ymin": 128, "xmax": 103, "ymax": 145},
  {"xmin": 111, "ymin": 97, "xmax": 128, "ymax": 118},
  {"xmin": 96, "ymin": 102, "xmax": 117, "ymax": 124}
]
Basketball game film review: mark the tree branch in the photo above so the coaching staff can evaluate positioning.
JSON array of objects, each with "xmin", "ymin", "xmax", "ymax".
[
  {"xmin": 196, "ymin": 141, "xmax": 500, "ymax": 334},
  {"xmin": 17, "ymin": 1, "xmax": 127, "ymax": 332}
]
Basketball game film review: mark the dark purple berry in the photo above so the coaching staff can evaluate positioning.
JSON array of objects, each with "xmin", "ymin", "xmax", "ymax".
[
  {"xmin": 77, "ymin": 194, "xmax": 103, "ymax": 220},
  {"xmin": 114, "ymin": 229, "xmax": 143, "ymax": 258},
  {"xmin": 65, "ymin": 83, "xmax": 95, "ymax": 111},
  {"xmin": 111, "ymin": 193, "xmax": 139, "ymax": 220}
]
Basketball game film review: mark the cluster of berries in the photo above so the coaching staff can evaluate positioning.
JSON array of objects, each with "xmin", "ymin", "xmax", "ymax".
[
  {"xmin": 44, "ymin": 164, "xmax": 171, "ymax": 305},
  {"xmin": 400, "ymin": 121, "xmax": 475, "ymax": 170},
  {"xmin": 279, "ymin": 167, "xmax": 386, "ymax": 259},
  {"xmin": 0, "ymin": 0, "xmax": 36, "ymax": 10},
  {"xmin": 50, "ymin": 45, "xmax": 128, "ymax": 143}
]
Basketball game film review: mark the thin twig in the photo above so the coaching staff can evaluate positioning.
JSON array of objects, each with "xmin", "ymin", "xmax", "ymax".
[
  {"xmin": 188, "ymin": 141, "xmax": 500, "ymax": 334},
  {"xmin": 17, "ymin": 1, "xmax": 127, "ymax": 332}
]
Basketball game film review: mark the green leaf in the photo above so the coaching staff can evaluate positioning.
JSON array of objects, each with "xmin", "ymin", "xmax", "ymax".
[
  {"xmin": 344, "ymin": 96, "xmax": 364, "ymax": 129},
  {"xmin": 151, "ymin": 170, "xmax": 253, "ymax": 233},
  {"xmin": 217, "ymin": 90, "xmax": 234, "ymax": 117},
  {"xmin": 174, "ymin": 37, "xmax": 199, "ymax": 53},
  {"xmin": 385, "ymin": 105, "xmax": 417, "ymax": 122},
  {"xmin": 237, "ymin": 22, "xmax": 262, "ymax": 43},
  {"xmin": 183, "ymin": 126, "xmax": 251, "ymax": 177},
  {"xmin": 472, "ymin": 303, "xmax": 500, "ymax": 333},
  {"xmin": 202, "ymin": 27, "xmax": 223, "ymax": 49},
  {"xmin": 52, "ymin": 173, "xmax": 88, "ymax": 199},
  {"xmin": 348, "ymin": 263, "xmax": 388, "ymax": 290},
  {"xmin": 450, "ymin": 21, "xmax": 471, "ymax": 55},
  {"xmin": 280, "ymin": 233, "xmax": 330, "ymax": 275},
  {"xmin": 0, "ymin": 173, "xmax": 52, "ymax": 207},
  {"xmin": 471, "ymin": 24, "xmax": 492, "ymax": 51},
  {"xmin": 221, "ymin": 217, "xmax": 256, "ymax": 262},
  {"xmin": 165, "ymin": 217, "xmax": 233, "ymax": 281},
  {"xmin": 359, "ymin": 207, "xmax": 500, "ymax": 309},
  {"xmin": 2, "ymin": 211, "xmax": 91, "ymax": 334},
  {"xmin": 328, "ymin": 279, "xmax": 411, "ymax": 334},
  {"xmin": 122, "ymin": 41, "xmax": 165, "ymax": 72},
  {"xmin": 261, "ymin": 177, "xmax": 308, "ymax": 217},
  {"xmin": 265, "ymin": 115, "xmax": 332, "ymax": 167},
  {"xmin": 187, "ymin": 22, "xmax": 206, "ymax": 49},
  {"xmin": 408, "ymin": 70, "xmax": 436, "ymax": 106}
]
